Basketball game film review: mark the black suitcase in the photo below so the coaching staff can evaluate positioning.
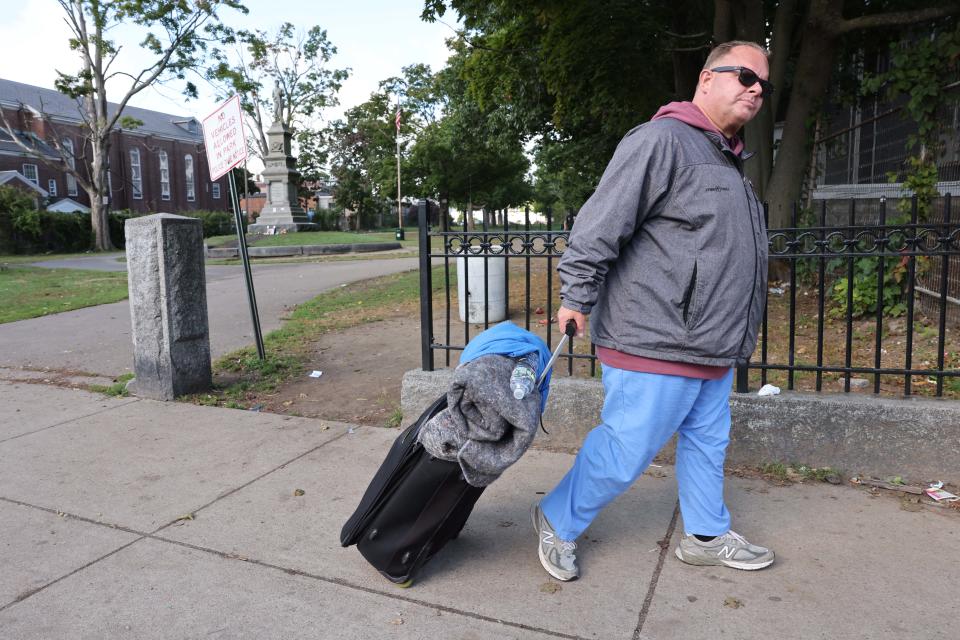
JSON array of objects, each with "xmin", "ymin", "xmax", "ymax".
[
  {"xmin": 340, "ymin": 321, "xmax": 575, "ymax": 587},
  {"xmin": 339, "ymin": 394, "xmax": 485, "ymax": 586}
]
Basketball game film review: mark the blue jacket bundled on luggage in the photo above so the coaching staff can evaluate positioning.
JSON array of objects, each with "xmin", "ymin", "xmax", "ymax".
[{"xmin": 418, "ymin": 322, "xmax": 553, "ymax": 487}]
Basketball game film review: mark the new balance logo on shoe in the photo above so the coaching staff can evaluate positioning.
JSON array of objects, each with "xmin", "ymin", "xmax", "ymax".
[
  {"xmin": 532, "ymin": 503, "xmax": 579, "ymax": 581},
  {"xmin": 675, "ymin": 531, "xmax": 774, "ymax": 571}
]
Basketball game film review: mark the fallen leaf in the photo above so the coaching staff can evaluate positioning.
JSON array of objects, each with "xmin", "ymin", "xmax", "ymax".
[
  {"xmin": 282, "ymin": 400, "xmax": 293, "ymax": 407},
  {"xmin": 539, "ymin": 582, "xmax": 562, "ymax": 594},
  {"xmin": 723, "ymin": 597, "xmax": 744, "ymax": 609},
  {"xmin": 390, "ymin": 617, "xmax": 404, "ymax": 625},
  {"xmin": 174, "ymin": 513, "xmax": 194, "ymax": 522},
  {"xmin": 294, "ymin": 489, "xmax": 305, "ymax": 497},
  {"xmin": 534, "ymin": 306, "xmax": 544, "ymax": 314}
]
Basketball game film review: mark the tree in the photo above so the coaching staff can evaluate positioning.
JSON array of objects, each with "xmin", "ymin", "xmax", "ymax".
[
  {"xmin": 207, "ymin": 22, "xmax": 349, "ymax": 161},
  {"xmin": 423, "ymin": 1, "xmax": 960, "ymax": 231},
  {"xmin": 757, "ymin": 1, "xmax": 960, "ymax": 229},
  {"xmin": 401, "ymin": 50, "xmax": 532, "ymax": 226},
  {"xmin": 326, "ymin": 93, "xmax": 398, "ymax": 230},
  {"xmin": 0, "ymin": 0, "xmax": 246, "ymax": 251}
]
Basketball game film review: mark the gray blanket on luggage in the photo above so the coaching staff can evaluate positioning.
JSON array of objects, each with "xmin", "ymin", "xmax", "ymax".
[{"xmin": 417, "ymin": 354, "xmax": 541, "ymax": 487}]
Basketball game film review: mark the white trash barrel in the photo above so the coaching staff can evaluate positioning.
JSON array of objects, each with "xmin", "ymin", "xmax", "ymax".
[{"xmin": 457, "ymin": 246, "xmax": 506, "ymax": 323}]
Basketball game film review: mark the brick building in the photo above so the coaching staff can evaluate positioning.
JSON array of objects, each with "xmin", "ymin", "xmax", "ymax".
[{"xmin": 0, "ymin": 78, "xmax": 228, "ymax": 213}]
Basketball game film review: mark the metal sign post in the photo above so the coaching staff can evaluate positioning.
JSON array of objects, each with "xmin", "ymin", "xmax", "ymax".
[{"xmin": 201, "ymin": 96, "xmax": 265, "ymax": 360}]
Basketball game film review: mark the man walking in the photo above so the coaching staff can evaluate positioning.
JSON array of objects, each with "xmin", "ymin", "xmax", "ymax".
[{"xmin": 533, "ymin": 41, "xmax": 774, "ymax": 581}]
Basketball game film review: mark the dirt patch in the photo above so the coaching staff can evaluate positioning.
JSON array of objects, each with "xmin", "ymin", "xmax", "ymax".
[{"xmin": 247, "ymin": 315, "xmax": 423, "ymax": 426}]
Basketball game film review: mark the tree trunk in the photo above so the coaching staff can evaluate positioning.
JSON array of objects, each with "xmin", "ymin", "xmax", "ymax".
[
  {"xmin": 89, "ymin": 133, "xmax": 115, "ymax": 251},
  {"xmin": 735, "ymin": 0, "xmax": 772, "ymax": 198},
  {"xmin": 764, "ymin": 15, "xmax": 836, "ymax": 230},
  {"xmin": 713, "ymin": 0, "xmax": 735, "ymax": 42},
  {"xmin": 670, "ymin": 1, "xmax": 710, "ymax": 100}
]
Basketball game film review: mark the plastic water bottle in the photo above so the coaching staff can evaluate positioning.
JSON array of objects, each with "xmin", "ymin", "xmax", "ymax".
[{"xmin": 509, "ymin": 353, "xmax": 539, "ymax": 400}]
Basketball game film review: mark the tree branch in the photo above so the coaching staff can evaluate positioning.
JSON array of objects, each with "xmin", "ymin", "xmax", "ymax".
[{"xmin": 831, "ymin": 4, "xmax": 960, "ymax": 36}]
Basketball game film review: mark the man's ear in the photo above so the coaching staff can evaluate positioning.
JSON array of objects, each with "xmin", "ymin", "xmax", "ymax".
[{"xmin": 697, "ymin": 69, "xmax": 712, "ymax": 94}]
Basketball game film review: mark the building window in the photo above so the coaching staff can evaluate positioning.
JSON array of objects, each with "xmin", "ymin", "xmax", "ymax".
[
  {"xmin": 184, "ymin": 154, "xmax": 195, "ymax": 201},
  {"xmin": 158, "ymin": 150, "xmax": 170, "ymax": 200},
  {"xmin": 212, "ymin": 183, "xmax": 221, "ymax": 199},
  {"xmin": 22, "ymin": 164, "xmax": 38, "ymax": 185},
  {"xmin": 129, "ymin": 148, "xmax": 143, "ymax": 199},
  {"xmin": 48, "ymin": 179, "xmax": 57, "ymax": 196},
  {"xmin": 63, "ymin": 139, "xmax": 78, "ymax": 196}
]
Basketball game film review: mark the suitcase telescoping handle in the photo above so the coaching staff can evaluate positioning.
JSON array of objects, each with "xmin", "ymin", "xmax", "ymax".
[{"xmin": 536, "ymin": 319, "xmax": 578, "ymax": 388}]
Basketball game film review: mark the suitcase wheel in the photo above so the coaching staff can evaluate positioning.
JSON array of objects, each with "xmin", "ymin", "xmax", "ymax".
[{"xmin": 395, "ymin": 579, "xmax": 413, "ymax": 588}]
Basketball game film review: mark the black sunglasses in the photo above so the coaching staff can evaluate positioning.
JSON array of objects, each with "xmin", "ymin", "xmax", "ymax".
[{"xmin": 710, "ymin": 66, "xmax": 774, "ymax": 98}]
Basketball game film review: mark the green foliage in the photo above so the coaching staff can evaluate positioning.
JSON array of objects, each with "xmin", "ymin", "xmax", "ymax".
[
  {"xmin": 421, "ymin": 0, "xmax": 682, "ymax": 213},
  {"xmin": 403, "ymin": 53, "xmax": 532, "ymax": 213},
  {"xmin": 863, "ymin": 25, "xmax": 960, "ymax": 152},
  {"xmin": 207, "ymin": 21, "xmax": 348, "ymax": 159},
  {"xmin": 0, "ymin": 185, "xmax": 41, "ymax": 238},
  {"xmin": 0, "ymin": 206, "xmax": 235, "ymax": 255},
  {"xmin": 180, "ymin": 210, "xmax": 243, "ymax": 238},
  {"xmin": 118, "ymin": 116, "xmax": 144, "ymax": 130},
  {"xmin": 864, "ymin": 23, "xmax": 960, "ymax": 220},
  {"xmin": 830, "ymin": 255, "xmax": 909, "ymax": 318}
]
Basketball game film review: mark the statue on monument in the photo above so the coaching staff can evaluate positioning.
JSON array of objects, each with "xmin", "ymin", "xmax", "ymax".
[
  {"xmin": 272, "ymin": 81, "xmax": 284, "ymax": 124},
  {"xmin": 248, "ymin": 79, "xmax": 316, "ymax": 233}
]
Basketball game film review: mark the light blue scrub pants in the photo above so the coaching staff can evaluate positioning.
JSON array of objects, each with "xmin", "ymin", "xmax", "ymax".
[{"xmin": 541, "ymin": 365, "xmax": 733, "ymax": 541}]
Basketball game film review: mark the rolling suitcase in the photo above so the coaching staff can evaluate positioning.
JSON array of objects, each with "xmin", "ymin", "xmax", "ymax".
[
  {"xmin": 339, "ymin": 394, "xmax": 484, "ymax": 587},
  {"xmin": 340, "ymin": 321, "xmax": 576, "ymax": 587}
]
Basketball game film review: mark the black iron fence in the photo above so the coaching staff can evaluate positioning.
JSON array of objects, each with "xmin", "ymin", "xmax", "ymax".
[{"xmin": 417, "ymin": 195, "xmax": 960, "ymax": 397}]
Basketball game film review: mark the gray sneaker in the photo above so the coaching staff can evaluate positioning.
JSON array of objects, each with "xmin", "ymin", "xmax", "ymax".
[
  {"xmin": 531, "ymin": 503, "xmax": 579, "ymax": 581},
  {"xmin": 675, "ymin": 530, "xmax": 775, "ymax": 570}
]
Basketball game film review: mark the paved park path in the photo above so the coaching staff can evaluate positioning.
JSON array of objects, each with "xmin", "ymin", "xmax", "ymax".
[{"xmin": 0, "ymin": 256, "xmax": 419, "ymax": 379}]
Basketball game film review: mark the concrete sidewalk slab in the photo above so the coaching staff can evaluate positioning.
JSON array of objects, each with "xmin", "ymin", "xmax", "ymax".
[
  {"xmin": 0, "ymin": 537, "xmax": 560, "ymax": 640},
  {"xmin": 0, "ymin": 394, "xmax": 346, "ymax": 531},
  {"xmin": 0, "ymin": 381, "xmax": 136, "ymax": 442},
  {"xmin": 640, "ymin": 477, "xmax": 958, "ymax": 640},
  {"xmin": 157, "ymin": 425, "xmax": 678, "ymax": 639},
  {"xmin": 0, "ymin": 500, "xmax": 138, "ymax": 607}
]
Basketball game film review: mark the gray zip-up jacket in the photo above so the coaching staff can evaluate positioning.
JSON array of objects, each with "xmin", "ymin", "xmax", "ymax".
[{"xmin": 558, "ymin": 118, "xmax": 768, "ymax": 367}]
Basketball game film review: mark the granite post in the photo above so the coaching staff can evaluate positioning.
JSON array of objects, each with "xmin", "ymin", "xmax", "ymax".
[{"xmin": 125, "ymin": 214, "xmax": 212, "ymax": 400}]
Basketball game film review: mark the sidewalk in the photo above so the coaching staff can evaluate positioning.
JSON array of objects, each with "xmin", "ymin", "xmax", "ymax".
[{"xmin": 0, "ymin": 379, "xmax": 955, "ymax": 639}]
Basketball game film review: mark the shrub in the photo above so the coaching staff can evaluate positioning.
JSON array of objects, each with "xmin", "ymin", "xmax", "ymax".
[
  {"xmin": 0, "ymin": 196, "xmax": 238, "ymax": 254},
  {"xmin": 182, "ymin": 209, "xmax": 244, "ymax": 238}
]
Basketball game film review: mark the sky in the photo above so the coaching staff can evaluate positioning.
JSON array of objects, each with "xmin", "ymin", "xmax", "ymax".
[{"xmin": 0, "ymin": 0, "xmax": 458, "ymax": 125}]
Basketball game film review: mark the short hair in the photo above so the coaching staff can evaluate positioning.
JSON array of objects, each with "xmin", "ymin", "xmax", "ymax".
[{"xmin": 703, "ymin": 41, "xmax": 769, "ymax": 69}]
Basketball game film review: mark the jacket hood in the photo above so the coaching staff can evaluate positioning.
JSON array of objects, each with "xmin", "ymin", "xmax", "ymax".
[{"xmin": 651, "ymin": 101, "xmax": 745, "ymax": 156}]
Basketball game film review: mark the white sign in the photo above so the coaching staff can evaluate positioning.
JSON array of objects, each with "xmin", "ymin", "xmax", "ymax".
[{"xmin": 201, "ymin": 95, "xmax": 247, "ymax": 182}]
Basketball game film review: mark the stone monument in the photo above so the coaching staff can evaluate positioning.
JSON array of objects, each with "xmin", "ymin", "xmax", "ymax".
[
  {"xmin": 125, "ymin": 213, "xmax": 212, "ymax": 400},
  {"xmin": 248, "ymin": 83, "xmax": 317, "ymax": 233}
]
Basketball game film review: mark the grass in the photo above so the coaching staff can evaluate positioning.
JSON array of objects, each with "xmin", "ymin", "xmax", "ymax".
[
  {"xmin": 0, "ymin": 251, "xmax": 124, "ymax": 265},
  {"xmin": 184, "ymin": 265, "xmax": 452, "ymax": 409},
  {"xmin": 205, "ymin": 228, "xmax": 420, "ymax": 249},
  {"xmin": 758, "ymin": 461, "xmax": 841, "ymax": 484},
  {"xmin": 386, "ymin": 406, "xmax": 404, "ymax": 428},
  {"xmin": 0, "ymin": 266, "xmax": 129, "ymax": 324},
  {"xmin": 89, "ymin": 373, "xmax": 135, "ymax": 397}
]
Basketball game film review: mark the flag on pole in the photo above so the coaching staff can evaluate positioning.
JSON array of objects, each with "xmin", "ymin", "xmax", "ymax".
[{"xmin": 395, "ymin": 108, "xmax": 401, "ymax": 133}]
